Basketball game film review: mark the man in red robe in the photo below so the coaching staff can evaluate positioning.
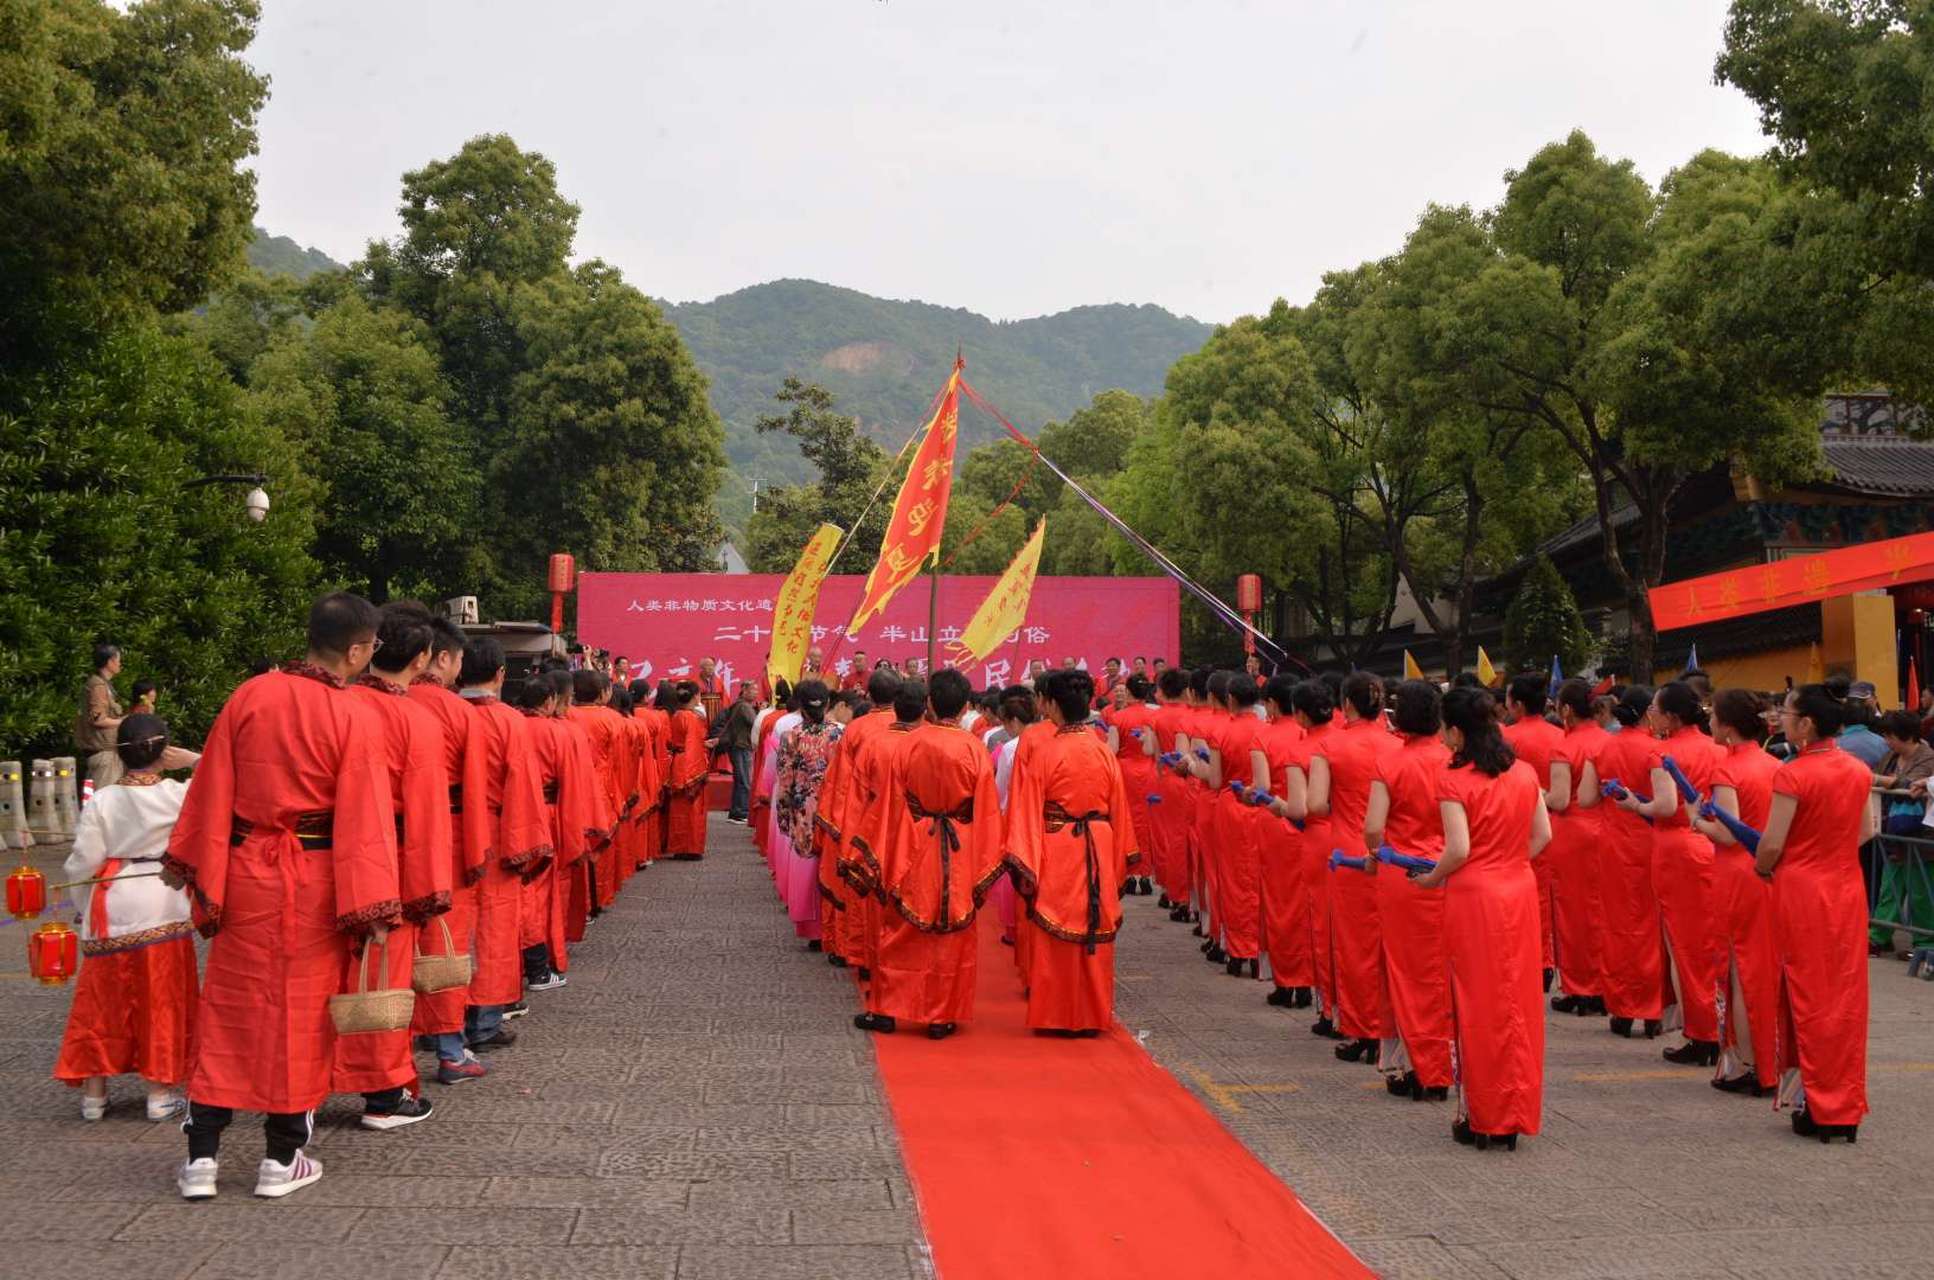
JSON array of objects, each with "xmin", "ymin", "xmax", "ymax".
[
  {"xmin": 568, "ymin": 671, "xmax": 631, "ymax": 909},
  {"xmin": 337, "ymin": 603, "xmax": 453, "ymax": 1130},
  {"xmin": 511, "ymin": 672, "xmax": 590, "ymax": 993},
  {"xmin": 840, "ymin": 681, "xmax": 925, "ymax": 979},
  {"xmin": 553, "ymin": 669, "xmax": 614, "ymax": 946},
  {"xmin": 663, "ymin": 681, "xmax": 712, "ymax": 859},
  {"xmin": 851, "ymin": 671, "xmax": 1004, "ymax": 1039},
  {"xmin": 407, "ymin": 616, "xmax": 492, "ymax": 1085},
  {"xmin": 812, "ymin": 668, "xmax": 903, "ymax": 967},
  {"xmin": 165, "ymin": 593, "xmax": 398, "ymax": 1200},
  {"xmin": 457, "ymin": 638, "xmax": 550, "ymax": 1053},
  {"xmin": 1005, "ymin": 669, "xmax": 1138, "ymax": 1034}
]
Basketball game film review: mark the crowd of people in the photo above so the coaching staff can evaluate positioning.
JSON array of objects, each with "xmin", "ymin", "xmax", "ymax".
[
  {"xmin": 52, "ymin": 592, "xmax": 720, "ymax": 1199},
  {"xmin": 748, "ymin": 656, "xmax": 1909, "ymax": 1153}
]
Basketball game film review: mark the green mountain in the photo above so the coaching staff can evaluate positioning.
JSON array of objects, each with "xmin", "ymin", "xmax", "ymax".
[
  {"xmin": 245, "ymin": 226, "xmax": 344, "ymax": 280},
  {"xmin": 660, "ymin": 279, "xmax": 1214, "ymax": 520}
]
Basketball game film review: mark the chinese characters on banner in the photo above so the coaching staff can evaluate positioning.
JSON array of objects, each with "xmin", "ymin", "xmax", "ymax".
[
  {"xmin": 767, "ymin": 523, "xmax": 842, "ymax": 690},
  {"xmin": 1649, "ymin": 530, "xmax": 1934, "ymax": 632},
  {"xmin": 847, "ymin": 370, "xmax": 960, "ymax": 633},
  {"xmin": 951, "ymin": 516, "xmax": 1046, "ymax": 666},
  {"xmin": 578, "ymin": 572, "xmax": 1180, "ymax": 693}
]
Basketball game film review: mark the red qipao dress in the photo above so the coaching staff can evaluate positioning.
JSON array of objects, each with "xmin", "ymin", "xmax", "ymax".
[
  {"xmin": 55, "ymin": 775, "xmax": 198, "ymax": 1088},
  {"xmin": 1770, "ymin": 740, "xmax": 1874, "ymax": 1127},
  {"xmin": 1501, "ymin": 716, "xmax": 1565, "ymax": 972},
  {"xmin": 1288, "ymin": 721, "xmax": 1338, "ymax": 1017},
  {"xmin": 1213, "ymin": 711, "xmax": 1266, "ymax": 963},
  {"xmin": 1647, "ymin": 725, "xmax": 1726, "ymax": 1042},
  {"xmin": 1437, "ymin": 759, "xmax": 1545, "ymax": 1139},
  {"xmin": 1146, "ymin": 702, "xmax": 1195, "ymax": 907},
  {"xmin": 1257, "ymin": 716, "xmax": 1308, "ymax": 992},
  {"xmin": 1549, "ymin": 721, "xmax": 1611, "ymax": 1000},
  {"xmin": 162, "ymin": 665, "xmax": 399, "ymax": 1114},
  {"xmin": 1594, "ymin": 727, "xmax": 1668, "ymax": 1022},
  {"xmin": 1710, "ymin": 741, "xmax": 1781, "ymax": 1089},
  {"xmin": 1004, "ymin": 724, "xmax": 1139, "ymax": 1031},
  {"xmin": 1110, "ymin": 703, "xmax": 1158, "ymax": 879},
  {"xmin": 1374, "ymin": 734, "xmax": 1453, "ymax": 1090},
  {"xmin": 1319, "ymin": 717, "xmax": 1398, "ymax": 1039}
]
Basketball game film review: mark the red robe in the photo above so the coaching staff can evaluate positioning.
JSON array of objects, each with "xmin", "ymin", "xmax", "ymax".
[
  {"xmin": 1213, "ymin": 712, "xmax": 1266, "ymax": 962},
  {"xmin": 858, "ymin": 722, "xmax": 1004, "ymax": 1027},
  {"xmin": 1549, "ymin": 721, "xmax": 1611, "ymax": 999},
  {"xmin": 520, "ymin": 711, "xmax": 597, "ymax": 970},
  {"xmin": 162, "ymin": 665, "xmax": 397, "ymax": 1114},
  {"xmin": 1188, "ymin": 708, "xmax": 1228, "ymax": 940},
  {"xmin": 1595, "ymin": 726, "xmax": 1669, "ymax": 1020},
  {"xmin": 814, "ymin": 709, "xmax": 892, "ymax": 965},
  {"xmin": 335, "ymin": 675, "xmax": 454, "ymax": 1094},
  {"xmin": 568, "ymin": 703, "xmax": 629, "ymax": 906},
  {"xmin": 664, "ymin": 707, "xmax": 711, "ymax": 857},
  {"xmin": 1711, "ymin": 740, "xmax": 1781, "ymax": 1088},
  {"xmin": 407, "ymin": 678, "xmax": 491, "ymax": 1036},
  {"xmin": 1288, "ymin": 721, "xmax": 1337, "ymax": 1015},
  {"xmin": 1110, "ymin": 703, "xmax": 1157, "ymax": 875},
  {"xmin": 1439, "ymin": 760, "xmax": 1545, "ymax": 1138},
  {"xmin": 1374, "ymin": 734, "xmax": 1452, "ymax": 1088},
  {"xmin": 1647, "ymin": 725, "xmax": 1724, "ymax": 1041},
  {"xmin": 630, "ymin": 711, "xmax": 663, "ymax": 865},
  {"xmin": 1004, "ymin": 724, "xmax": 1138, "ymax": 1031},
  {"xmin": 1147, "ymin": 702, "xmax": 1194, "ymax": 905},
  {"xmin": 1771, "ymin": 740, "xmax": 1872, "ymax": 1126},
  {"xmin": 465, "ymin": 695, "xmax": 550, "ymax": 1007},
  {"xmin": 1317, "ymin": 716, "xmax": 1395, "ymax": 1039},
  {"xmin": 842, "ymin": 720, "xmax": 920, "ymax": 976},
  {"xmin": 750, "ymin": 712, "xmax": 780, "ymax": 857},
  {"xmin": 1005, "ymin": 720, "xmax": 1061, "ymax": 980},
  {"xmin": 1501, "ymin": 716, "xmax": 1566, "ymax": 973},
  {"xmin": 556, "ymin": 713, "xmax": 614, "ymax": 945},
  {"xmin": 1258, "ymin": 716, "xmax": 1309, "ymax": 990}
]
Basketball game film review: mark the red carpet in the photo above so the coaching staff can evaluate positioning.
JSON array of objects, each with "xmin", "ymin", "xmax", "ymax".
[{"xmin": 870, "ymin": 918, "xmax": 1371, "ymax": 1280}]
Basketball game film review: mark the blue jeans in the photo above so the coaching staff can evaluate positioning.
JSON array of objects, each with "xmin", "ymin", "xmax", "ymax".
[
  {"xmin": 728, "ymin": 747, "xmax": 753, "ymax": 819},
  {"xmin": 465, "ymin": 1005, "xmax": 502, "ymax": 1045},
  {"xmin": 434, "ymin": 1032, "xmax": 466, "ymax": 1062}
]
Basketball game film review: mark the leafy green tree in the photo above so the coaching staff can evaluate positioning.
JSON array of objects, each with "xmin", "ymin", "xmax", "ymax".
[
  {"xmin": 171, "ymin": 268, "xmax": 306, "ymax": 382},
  {"xmin": 743, "ymin": 379, "xmax": 894, "ymax": 573},
  {"xmin": 1502, "ymin": 556, "xmax": 1593, "ymax": 675},
  {"xmin": 0, "ymin": 324, "xmax": 318, "ymax": 753},
  {"xmin": 248, "ymin": 295, "xmax": 477, "ymax": 602},
  {"xmin": 0, "ymin": 0, "xmax": 267, "ymax": 361},
  {"xmin": 938, "ymin": 492, "xmax": 1029, "ymax": 576}
]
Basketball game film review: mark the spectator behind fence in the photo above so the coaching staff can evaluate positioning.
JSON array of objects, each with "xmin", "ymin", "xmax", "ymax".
[
  {"xmin": 1835, "ymin": 680, "xmax": 1889, "ymax": 769},
  {"xmin": 75, "ymin": 644, "xmax": 126, "ymax": 787}
]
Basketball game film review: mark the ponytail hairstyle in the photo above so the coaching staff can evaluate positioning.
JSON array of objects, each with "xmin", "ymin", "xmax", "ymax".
[
  {"xmin": 1653, "ymin": 681, "xmax": 1708, "ymax": 733},
  {"xmin": 794, "ymin": 679, "xmax": 831, "ymax": 727},
  {"xmin": 1712, "ymin": 688, "xmax": 1768, "ymax": 744},
  {"xmin": 1442, "ymin": 687, "xmax": 1515, "ymax": 776},
  {"xmin": 1613, "ymin": 684, "xmax": 1655, "ymax": 728}
]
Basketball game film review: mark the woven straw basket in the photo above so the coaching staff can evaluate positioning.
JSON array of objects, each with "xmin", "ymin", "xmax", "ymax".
[
  {"xmin": 329, "ymin": 936, "xmax": 415, "ymax": 1035},
  {"xmin": 412, "ymin": 917, "xmax": 472, "ymax": 995}
]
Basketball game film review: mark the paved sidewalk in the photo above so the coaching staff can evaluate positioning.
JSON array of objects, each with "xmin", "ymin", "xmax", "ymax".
[{"xmin": 9, "ymin": 816, "xmax": 1932, "ymax": 1279}]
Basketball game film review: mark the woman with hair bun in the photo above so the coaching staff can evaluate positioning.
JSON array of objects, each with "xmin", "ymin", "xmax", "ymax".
[
  {"xmin": 1756, "ymin": 683, "xmax": 1876, "ymax": 1142},
  {"xmin": 1413, "ymin": 687, "xmax": 1550, "ymax": 1151},
  {"xmin": 1595, "ymin": 685, "xmax": 1669, "ymax": 1039},
  {"xmin": 775, "ymin": 680, "xmax": 842, "ymax": 949}
]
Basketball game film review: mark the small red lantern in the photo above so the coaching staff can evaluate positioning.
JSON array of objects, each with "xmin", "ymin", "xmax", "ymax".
[
  {"xmin": 27, "ymin": 920, "xmax": 78, "ymax": 984},
  {"xmin": 6, "ymin": 863, "xmax": 46, "ymax": 920},
  {"xmin": 547, "ymin": 553, "xmax": 577, "ymax": 594},
  {"xmin": 1236, "ymin": 573, "xmax": 1263, "ymax": 615}
]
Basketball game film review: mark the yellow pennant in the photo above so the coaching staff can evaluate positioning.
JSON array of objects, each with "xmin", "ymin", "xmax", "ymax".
[
  {"xmin": 1476, "ymin": 646, "xmax": 1498, "ymax": 687},
  {"xmin": 951, "ymin": 517, "xmax": 1047, "ymax": 667},
  {"xmin": 768, "ymin": 523, "xmax": 842, "ymax": 690},
  {"xmin": 1402, "ymin": 650, "xmax": 1424, "ymax": 681}
]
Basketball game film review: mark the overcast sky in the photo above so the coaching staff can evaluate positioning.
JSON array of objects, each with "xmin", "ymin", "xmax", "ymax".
[{"xmin": 250, "ymin": 1, "xmax": 1770, "ymax": 324}]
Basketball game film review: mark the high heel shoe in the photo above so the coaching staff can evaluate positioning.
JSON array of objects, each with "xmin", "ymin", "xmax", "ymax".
[
  {"xmin": 1663, "ymin": 1039, "xmax": 1719, "ymax": 1067},
  {"xmin": 1711, "ymin": 1073, "xmax": 1769, "ymax": 1097},
  {"xmin": 1452, "ymin": 1117, "xmax": 1476, "ymax": 1146},
  {"xmin": 1204, "ymin": 944, "xmax": 1227, "ymax": 964},
  {"xmin": 1386, "ymin": 1070, "xmax": 1418, "ymax": 1098},
  {"xmin": 1334, "ymin": 1037, "xmax": 1377, "ymax": 1063}
]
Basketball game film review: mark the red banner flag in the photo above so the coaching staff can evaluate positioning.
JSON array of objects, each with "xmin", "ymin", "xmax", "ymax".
[
  {"xmin": 1650, "ymin": 530, "xmax": 1934, "ymax": 632},
  {"xmin": 848, "ymin": 368, "xmax": 961, "ymax": 633}
]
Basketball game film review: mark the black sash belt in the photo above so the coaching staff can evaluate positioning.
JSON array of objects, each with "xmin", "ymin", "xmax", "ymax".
[
  {"xmin": 907, "ymin": 794, "xmax": 974, "ymax": 926},
  {"xmin": 230, "ymin": 810, "xmax": 333, "ymax": 851},
  {"xmin": 1045, "ymin": 802, "xmax": 1110, "ymax": 953}
]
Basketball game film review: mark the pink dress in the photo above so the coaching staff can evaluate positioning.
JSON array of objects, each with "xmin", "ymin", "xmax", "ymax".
[{"xmin": 776, "ymin": 721, "xmax": 842, "ymax": 941}]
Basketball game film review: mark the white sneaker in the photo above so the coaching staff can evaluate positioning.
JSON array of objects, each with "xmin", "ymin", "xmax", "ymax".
[
  {"xmin": 146, "ymin": 1090, "xmax": 186, "ymax": 1122},
  {"xmin": 253, "ymin": 1150, "xmax": 323, "ymax": 1198},
  {"xmin": 177, "ymin": 1157, "xmax": 218, "ymax": 1201},
  {"xmin": 80, "ymin": 1093, "xmax": 108, "ymax": 1122}
]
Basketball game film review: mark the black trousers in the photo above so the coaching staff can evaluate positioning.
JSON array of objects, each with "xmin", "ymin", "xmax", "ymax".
[
  {"xmin": 185, "ymin": 1102, "xmax": 313, "ymax": 1163},
  {"xmin": 522, "ymin": 942, "xmax": 551, "ymax": 984}
]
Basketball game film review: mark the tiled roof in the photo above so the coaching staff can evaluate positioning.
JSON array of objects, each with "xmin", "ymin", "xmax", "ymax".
[{"xmin": 1821, "ymin": 437, "xmax": 1934, "ymax": 498}]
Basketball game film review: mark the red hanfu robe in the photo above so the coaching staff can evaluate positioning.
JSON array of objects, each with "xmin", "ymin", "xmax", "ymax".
[
  {"xmin": 1439, "ymin": 760, "xmax": 1545, "ymax": 1138},
  {"xmin": 1258, "ymin": 716, "xmax": 1309, "ymax": 990},
  {"xmin": 1549, "ymin": 721, "xmax": 1611, "ymax": 999},
  {"xmin": 664, "ymin": 707, "xmax": 711, "ymax": 857},
  {"xmin": 1770, "ymin": 740, "xmax": 1873, "ymax": 1126},
  {"xmin": 567, "ymin": 704, "xmax": 628, "ymax": 906},
  {"xmin": 1501, "ymin": 716, "xmax": 1566, "ymax": 973},
  {"xmin": 557, "ymin": 713, "xmax": 614, "ymax": 945},
  {"xmin": 465, "ymin": 695, "xmax": 551, "ymax": 1007},
  {"xmin": 858, "ymin": 723, "xmax": 1004, "ymax": 1028},
  {"xmin": 630, "ymin": 711, "xmax": 663, "ymax": 865},
  {"xmin": 1288, "ymin": 721, "xmax": 1337, "ymax": 1014},
  {"xmin": 162, "ymin": 666, "xmax": 397, "ymax": 1114},
  {"xmin": 1318, "ymin": 716, "xmax": 1395, "ymax": 1039},
  {"xmin": 1595, "ymin": 726, "xmax": 1669, "ymax": 1021},
  {"xmin": 1647, "ymin": 725, "xmax": 1725, "ymax": 1042},
  {"xmin": 750, "ymin": 711, "xmax": 780, "ymax": 858},
  {"xmin": 814, "ymin": 710, "xmax": 891, "ymax": 965},
  {"xmin": 1147, "ymin": 701, "xmax": 1194, "ymax": 905},
  {"xmin": 1711, "ymin": 740, "xmax": 1781, "ymax": 1088},
  {"xmin": 1374, "ymin": 733, "xmax": 1453, "ymax": 1088},
  {"xmin": 1005, "ymin": 720, "xmax": 1060, "ymax": 980},
  {"xmin": 1004, "ymin": 724, "xmax": 1138, "ymax": 1031},
  {"xmin": 519, "ymin": 711, "xmax": 596, "ymax": 970},
  {"xmin": 407, "ymin": 678, "xmax": 491, "ymax": 1036},
  {"xmin": 843, "ymin": 721, "xmax": 920, "ymax": 977},
  {"xmin": 334, "ymin": 676, "xmax": 453, "ymax": 1094}
]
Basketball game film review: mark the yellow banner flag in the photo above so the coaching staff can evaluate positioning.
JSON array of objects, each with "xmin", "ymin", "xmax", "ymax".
[
  {"xmin": 768, "ymin": 523, "xmax": 842, "ymax": 690},
  {"xmin": 1403, "ymin": 650, "xmax": 1424, "ymax": 681},
  {"xmin": 950, "ymin": 517, "xmax": 1046, "ymax": 667},
  {"xmin": 1476, "ymin": 646, "xmax": 1499, "ymax": 687}
]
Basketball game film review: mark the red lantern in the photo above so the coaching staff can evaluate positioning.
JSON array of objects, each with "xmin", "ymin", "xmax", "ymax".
[
  {"xmin": 547, "ymin": 553, "xmax": 577, "ymax": 594},
  {"xmin": 1236, "ymin": 574, "xmax": 1263, "ymax": 614},
  {"xmin": 6, "ymin": 863, "xmax": 46, "ymax": 920},
  {"xmin": 27, "ymin": 920, "xmax": 77, "ymax": 984}
]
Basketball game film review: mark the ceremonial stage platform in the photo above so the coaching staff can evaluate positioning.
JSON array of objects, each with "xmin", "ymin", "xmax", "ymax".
[{"xmin": 6, "ymin": 815, "xmax": 1934, "ymax": 1279}]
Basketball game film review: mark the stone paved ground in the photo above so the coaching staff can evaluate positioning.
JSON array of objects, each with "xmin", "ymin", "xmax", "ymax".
[{"xmin": 7, "ymin": 816, "xmax": 1933, "ymax": 1279}]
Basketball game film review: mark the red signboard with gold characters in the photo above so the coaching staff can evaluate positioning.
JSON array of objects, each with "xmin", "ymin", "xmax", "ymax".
[{"xmin": 1650, "ymin": 530, "xmax": 1934, "ymax": 632}]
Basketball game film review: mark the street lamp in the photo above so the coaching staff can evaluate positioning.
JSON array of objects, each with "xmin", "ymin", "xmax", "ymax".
[{"xmin": 184, "ymin": 471, "xmax": 270, "ymax": 522}]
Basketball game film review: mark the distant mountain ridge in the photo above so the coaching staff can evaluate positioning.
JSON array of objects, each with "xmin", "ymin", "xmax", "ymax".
[{"xmin": 245, "ymin": 226, "xmax": 343, "ymax": 280}]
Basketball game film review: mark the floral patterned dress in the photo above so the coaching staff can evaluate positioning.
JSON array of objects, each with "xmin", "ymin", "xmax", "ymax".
[{"xmin": 776, "ymin": 720, "xmax": 843, "ymax": 939}]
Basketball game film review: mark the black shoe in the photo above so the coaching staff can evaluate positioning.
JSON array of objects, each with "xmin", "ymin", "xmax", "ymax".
[
  {"xmin": 1419, "ymin": 1084, "xmax": 1449, "ymax": 1101},
  {"xmin": 1158, "ymin": 894, "xmax": 1173, "ymax": 910},
  {"xmin": 1610, "ymin": 1016, "xmax": 1633, "ymax": 1038},
  {"xmin": 1542, "ymin": 967, "xmax": 1554, "ymax": 993},
  {"xmin": 1585, "ymin": 996, "xmax": 1608, "ymax": 1016},
  {"xmin": 1247, "ymin": 958, "xmax": 1260, "ymax": 979},
  {"xmin": 806, "ymin": 940, "xmax": 823, "ymax": 953},
  {"xmin": 1663, "ymin": 1038, "xmax": 1719, "ymax": 1067},
  {"xmin": 1292, "ymin": 987, "xmax": 1313, "ymax": 1009},
  {"xmin": 1205, "ymin": 944, "xmax": 1227, "ymax": 965},
  {"xmin": 1310, "ymin": 1016, "xmax": 1343, "ymax": 1040},
  {"xmin": 927, "ymin": 1022, "xmax": 957, "ymax": 1040},
  {"xmin": 1386, "ymin": 1070, "xmax": 1418, "ymax": 1098},
  {"xmin": 469, "ymin": 1027, "xmax": 517, "ymax": 1051},
  {"xmin": 1137, "ymin": 877, "xmax": 1154, "ymax": 895},
  {"xmin": 1334, "ymin": 1037, "xmax": 1377, "ymax": 1063},
  {"xmin": 1225, "ymin": 955, "xmax": 1246, "ymax": 977},
  {"xmin": 853, "ymin": 1012, "xmax": 896, "ymax": 1034},
  {"xmin": 1452, "ymin": 1117, "xmax": 1476, "ymax": 1146},
  {"xmin": 1791, "ymin": 1109, "xmax": 1858, "ymax": 1143},
  {"xmin": 1170, "ymin": 905, "xmax": 1191, "ymax": 922},
  {"xmin": 672, "ymin": 852, "xmax": 702, "ymax": 861},
  {"xmin": 828, "ymin": 954, "xmax": 847, "ymax": 968},
  {"xmin": 1644, "ymin": 1019, "xmax": 1663, "ymax": 1039},
  {"xmin": 856, "ymin": 967, "xmax": 871, "ymax": 981},
  {"xmin": 1712, "ymin": 1072, "xmax": 1769, "ymax": 1097},
  {"xmin": 1193, "ymin": 923, "xmax": 1207, "ymax": 938},
  {"xmin": 1266, "ymin": 986, "xmax": 1298, "ymax": 1008},
  {"xmin": 1551, "ymin": 994, "xmax": 1585, "ymax": 1014}
]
